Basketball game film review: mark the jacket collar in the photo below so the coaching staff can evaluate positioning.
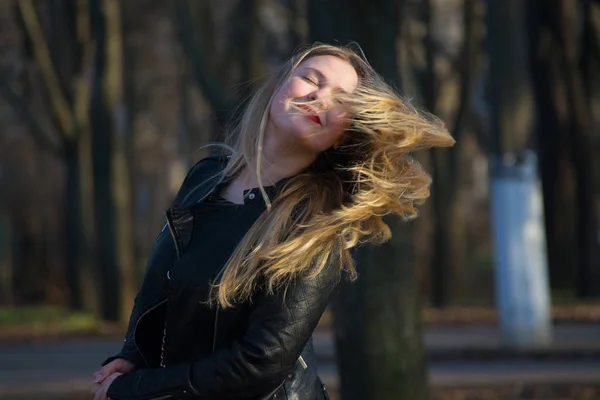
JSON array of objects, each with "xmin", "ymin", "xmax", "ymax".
[{"xmin": 215, "ymin": 157, "xmax": 295, "ymax": 200}]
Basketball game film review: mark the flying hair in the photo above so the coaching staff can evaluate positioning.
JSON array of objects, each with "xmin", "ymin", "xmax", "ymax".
[{"xmin": 200, "ymin": 43, "xmax": 455, "ymax": 308}]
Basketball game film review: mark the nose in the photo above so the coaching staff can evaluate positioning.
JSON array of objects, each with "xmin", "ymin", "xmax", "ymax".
[{"xmin": 308, "ymin": 89, "xmax": 329, "ymax": 108}]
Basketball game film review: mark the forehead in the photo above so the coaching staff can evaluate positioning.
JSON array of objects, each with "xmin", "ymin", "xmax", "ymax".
[{"xmin": 295, "ymin": 55, "xmax": 359, "ymax": 93}]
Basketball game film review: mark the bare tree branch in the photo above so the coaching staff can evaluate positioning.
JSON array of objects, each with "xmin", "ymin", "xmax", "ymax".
[
  {"xmin": 448, "ymin": 0, "xmax": 477, "ymax": 176},
  {"xmin": 175, "ymin": 0, "xmax": 234, "ymax": 127},
  {"xmin": 18, "ymin": 0, "xmax": 76, "ymax": 138},
  {"xmin": 0, "ymin": 76, "xmax": 64, "ymax": 157},
  {"xmin": 585, "ymin": 0, "xmax": 600, "ymax": 68},
  {"xmin": 73, "ymin": 0, "xmax": 95, "ymax": 135}
]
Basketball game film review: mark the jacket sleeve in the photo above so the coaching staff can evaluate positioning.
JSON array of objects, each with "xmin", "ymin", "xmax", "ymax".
[
  {"xmin": 101, "ymin": 157, "xmax": 217, "ymax": 369},
  {"xmin": 101, "ymin": 291, "xmax": 148, "ymax": 368},
  {"xmin": 106, "ymin": 263, "xmax": 340, "ymax": 400}
]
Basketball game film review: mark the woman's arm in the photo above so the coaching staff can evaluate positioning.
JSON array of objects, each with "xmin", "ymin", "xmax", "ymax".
[{"xmin": 105, "ymin": 263, "xmax": 339, "ymax": 400}]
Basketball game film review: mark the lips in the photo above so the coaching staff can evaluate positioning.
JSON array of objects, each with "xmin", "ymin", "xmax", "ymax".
[
  {"xmin": 299, "ymin": 104, "xmax": 322, "ymax": 125},
  {"xmin": 306, "ymin": 114, "xmax": 321, "ymax": 124}
]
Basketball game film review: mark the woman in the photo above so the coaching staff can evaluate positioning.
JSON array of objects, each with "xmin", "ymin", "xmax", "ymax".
[{"xmin": 91, "ymin": 43, "xmax": 454, "ymax": 400}]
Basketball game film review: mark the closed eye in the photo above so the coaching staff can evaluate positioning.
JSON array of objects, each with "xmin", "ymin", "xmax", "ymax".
[
  {"xmin": 331, "ymin": 88, "xmax": 346, "ymax": 104},
  {"xmin": 302, "ymin": 76, "xmax": 319, "ymax": 86}
]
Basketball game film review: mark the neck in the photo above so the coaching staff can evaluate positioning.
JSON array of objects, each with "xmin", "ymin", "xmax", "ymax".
[{"xmin": 239, "ymin": 122, "xmax": 316, "ymax": 189}]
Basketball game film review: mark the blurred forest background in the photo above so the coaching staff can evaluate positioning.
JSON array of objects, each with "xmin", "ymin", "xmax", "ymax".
[
  {"xmin": 0, "ymin": 0, "xmax": 599, "ymax": 399},
  {"xmin": 0, "ymin": 0, "xmax": 598, "ymax": 323}
]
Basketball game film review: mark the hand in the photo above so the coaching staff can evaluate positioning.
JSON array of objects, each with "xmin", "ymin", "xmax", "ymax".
[
  {"xmin": 93, "ymin": 358, "xmax": 135, "ymax": 384},
  {"xmin": 91, "ymin": 372, "xmax": 122, "ymax": 400}
]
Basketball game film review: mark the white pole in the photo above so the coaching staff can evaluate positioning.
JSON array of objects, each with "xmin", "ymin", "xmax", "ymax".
[{"xmin": 491, "ymin": 151, "xmax": 552, "ymax": 349}]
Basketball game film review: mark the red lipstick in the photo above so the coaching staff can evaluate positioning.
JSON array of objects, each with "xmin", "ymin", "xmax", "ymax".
[
  {"xmin": 306, "ymin": 114, "xmax": 321, "ymax": 124},
  {"xmin": 299, "ymin": 104, "xmax": 322, "ymax": 125}
]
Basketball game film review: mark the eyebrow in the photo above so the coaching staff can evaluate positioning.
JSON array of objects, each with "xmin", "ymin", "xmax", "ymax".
[{"xmin": 304, "ymin": 67, "xmax": 350, "ymax": 94}]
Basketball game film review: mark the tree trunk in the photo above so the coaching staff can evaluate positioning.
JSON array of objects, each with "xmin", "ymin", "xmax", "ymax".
[
  {"xmin": 488, "ymin": 0, "xmax": 552, "ymax": 348},
  {"xmin": 527, "ymin": 0, "xmax": 575, "ymax": 291},
  {"xmin": 428, "ymin": 0, "xmax": 475, "ymax": 307},
  {"xmin": 555, "ymin": 0, "xmax": 600, "ymax": 297},
  {"xmin": 104, "ymin": 0, "xmax": 137, "ymax": 324},
  {"xmin": 0, "ymin": 215, "xmax": 13, "ymax": 306},
  {"xmin": 528, "ymin": 0, "xmax": 600, "ymax": 296},
  {"xmin": 289, "ymin": 0, "xmax": 308, "ymax": 49},
  {"xmin": 237, "ymin": 0, "xmax": 262, "ymax": 95},
  {"xmin": 333, "ymin": 222, "xmax": 429, "ymax": 400},
  {"xmin": 487, "ymin": 0, "xmax": 534, "ymax": 155},
  {"xmin": 64, "ymin": 139, "xmax": 98, "ymax": 313},
  {"xmin": 422, "ymin": 0, "xmax": 453, "ymax": 307},
  {"xmin": 90, "ymin": 0, "xmax": 120, "ymax": 321},
  {"xmin": 307, "ymin": 0, "xmax": 353, "ymax": 45},
  {"xmin": 176, "ymin": 0, "xmax": 233, "ymax": 129},
  {"xmin": 430, "ymin": 150, "xmax": 457, "ymax": 306},
  {"xmin": 17, "ymin": 0, "xmax": 99, "ymax": 313}
]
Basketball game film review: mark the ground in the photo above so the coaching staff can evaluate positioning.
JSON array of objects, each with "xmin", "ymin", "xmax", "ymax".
[{"xmin": 1, "ymin": 323, "xmax": 600, "ymax": 399}]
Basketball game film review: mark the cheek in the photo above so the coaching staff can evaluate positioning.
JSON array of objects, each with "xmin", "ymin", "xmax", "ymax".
[
  {"xmin": 269, "ymin": 86, "xmax": 287, "ymax": 119},
  {"xmin": 285, "ymin": 79, "xmax": 310, "ymax": 98},
  {"xmin": 270, "ymin": 81, "xmax": 307, "ymax": 123}
]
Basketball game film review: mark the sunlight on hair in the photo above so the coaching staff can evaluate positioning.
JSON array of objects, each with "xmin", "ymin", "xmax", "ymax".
[{"xmin": 202, "ymin": 43, "xmax": 455, "ymax": 308}]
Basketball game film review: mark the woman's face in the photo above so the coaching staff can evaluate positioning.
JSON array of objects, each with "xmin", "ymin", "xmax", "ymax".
[{"xmin": 268, "ymin": 55, "xmax": 359, "ymax": 154}]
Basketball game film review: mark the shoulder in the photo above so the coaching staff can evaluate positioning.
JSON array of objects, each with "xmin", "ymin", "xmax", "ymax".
[
  {"xmin": 187, "ymin": 151, "xmax": 231, "ymax": 179},
  {"xmin": 172, "ymin": 152, "xmax": 231, "ymax": 207},
  {"xmin": 190, "ymin": 152, "xmax": 230, "ymax": 173}
]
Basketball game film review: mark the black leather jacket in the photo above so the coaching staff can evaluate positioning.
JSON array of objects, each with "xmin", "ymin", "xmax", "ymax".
[{"xmin": 104, "ymin": 154, "xmax": 336, "ymax": 400}]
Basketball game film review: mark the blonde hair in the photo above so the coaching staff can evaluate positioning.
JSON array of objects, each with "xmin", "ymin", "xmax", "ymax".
[{"xmin": 206, "ymin": 43, "xmax": 455, "ymax": 308}]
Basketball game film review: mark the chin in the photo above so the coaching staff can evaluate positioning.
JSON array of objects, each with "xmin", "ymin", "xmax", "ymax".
[
  {"xmin": 283, "ymin": 133, "xmax": 321, "ymax": 155},
  {"xmin": 284, "ymin": 120, "xmax": 318, "ymax": 139},
  {"xmin": 269, "ymin": 116, "xmax": 321, "ymax": 149}
]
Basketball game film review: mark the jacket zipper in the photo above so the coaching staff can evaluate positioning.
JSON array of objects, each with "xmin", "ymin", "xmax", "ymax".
[
  {"xmin": 159, "ymin": 173, "xmax": 227, "ymax": 365},
  {"xmin": 269, "ymin": 356, "xmax": 307, "ymax": 399},
  {"xmin": 161, "ymin": 212, "xmax": 179, "ymax": 368},
  {"xmin": 298, "ymin": 355, "xmax": 307, "ymax": 369},
  {"xmin": 132, "ymin": 298, "xmax": 168, "ymax": 367},
  {"xmin": 268, "ymin": 380, "xmax": 287, "ymax": 400},
  {"xmin": 119, "ymin": 166, "xmax": 228, "ymax": 399}
]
